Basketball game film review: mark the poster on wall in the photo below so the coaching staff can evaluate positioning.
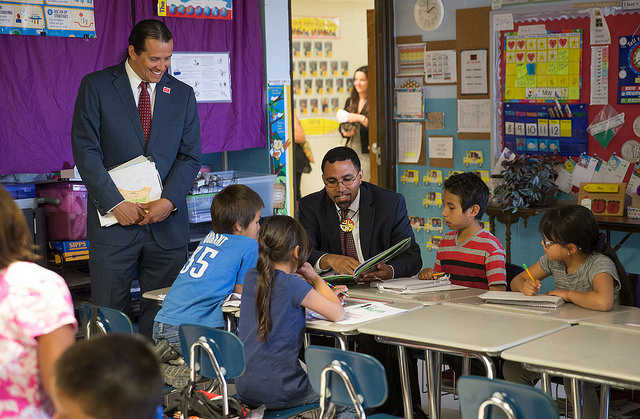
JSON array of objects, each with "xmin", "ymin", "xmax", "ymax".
[
  {"xmin": 169, "ymin": 52, "xmax": 231, "ymax": 102},
  {"xmin": 617, "ymin": 35, "xmax": 640, "ymax": 104},
  {"xmin": 157, "ymin": 0, "xmax": 232, "ymax": 20},
  {"xmin": 291, "ymin": 16, "xmax": 340, "ymax": 39},
  {"xmin": 0, "ymin": 1, "xmax": 95, "ymax": 37}
]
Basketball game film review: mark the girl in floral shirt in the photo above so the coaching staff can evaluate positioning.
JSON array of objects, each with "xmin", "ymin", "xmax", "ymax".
[{"xmin": 0, "ymin": 185, "xmax": 77, "ymax": 417}]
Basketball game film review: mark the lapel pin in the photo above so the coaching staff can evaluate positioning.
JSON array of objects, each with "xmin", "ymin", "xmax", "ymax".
[{"xmin": 163, "ymin": 86, "xmax": 171, "ymax": 94}]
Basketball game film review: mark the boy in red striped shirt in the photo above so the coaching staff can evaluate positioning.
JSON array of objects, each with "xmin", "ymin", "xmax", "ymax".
[{"xmin": 419, "ymin": 172, "xmax": 506, "ymax": 290}]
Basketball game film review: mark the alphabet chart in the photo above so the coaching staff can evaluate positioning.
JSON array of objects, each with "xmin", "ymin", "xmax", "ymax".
[{"xmin": 502, "ymin": 102, "xmax": 588, "ymax": 157}]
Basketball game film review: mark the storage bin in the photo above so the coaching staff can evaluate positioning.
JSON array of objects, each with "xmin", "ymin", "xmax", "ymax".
[
  {"xmin": 4, "ymin": 183, "xmax": 36, "ymax": 199},
  {"xmin": 186, "ymin": 171, "xmax": 276, "ymax": 223},
  {"xmin": 37, "ymin": 182, "xmax": 88, "ymax": 241}
]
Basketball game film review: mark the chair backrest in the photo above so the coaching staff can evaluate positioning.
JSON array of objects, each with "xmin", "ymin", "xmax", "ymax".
[
  {"xmin": 305, "ymin": 345, "xmax": 388, "ymax": 417},
  {"xmin": 458, "ymin": 376, "xmax": 559, "ymax": 419},
  {"xmin": 179, "ymin": 324, "xmax": 246, "ymax": 380},
  {"xmin": 506, "ymin": 263, "xmax": 525, "ymax": 291},
  {"xmin": 77, "ymin": 303, "xmax": 134, "ymax": 338}
]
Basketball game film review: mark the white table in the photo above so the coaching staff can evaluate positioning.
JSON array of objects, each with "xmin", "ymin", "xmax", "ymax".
[
  {"xmin": 358, "ymin": 304, "xmax": 570, "ymax": 419},
  {"xmin": 305, "ymin": 298, "xmax": 422, "ymax": 350},
  {"xmin": 579, "ymin": 305, "xmax": 640, "ymax": 332},
  {"xmin": 443, "ymin": 295, "xmax": 632, "ymax": 324},
  {"xmin": 501, "ymin": 324, "xmax": 640, "ymax": 419},
  {"xmin": 141, "ymin": 286, "xmax": 240, "ymax": 332},
  {"xmin": 346, "ymin": 283, "xmax": 486, "ymax": 305}
]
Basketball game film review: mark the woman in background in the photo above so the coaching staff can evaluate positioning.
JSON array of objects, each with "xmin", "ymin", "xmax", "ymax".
[
  {"xmin": 0, "ymin": 185, "xmax": 77, "ymax": 417},
  {"xmin": 339, "ymin": 65, "xmax": 370, "ymax": 181}
]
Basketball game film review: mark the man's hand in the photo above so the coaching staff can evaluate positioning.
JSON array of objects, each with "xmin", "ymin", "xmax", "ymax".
[
  {"xmin": 112, "ymin": 201, "xmax": 146, "ymax": 226},
  {"xmin": 322, "ymin": 254, "xmax": 360, "ymax": 276},
  {"xmin": 359, "ymin": 262, "xmax": 393, "ymax": 282},
  {"xmin": 138, "ymin": 198, "xmax": 174, "ymax": 225},
  {"xmin": 418, "ymin": 267, "xmax": 434, "ymax": 280}
]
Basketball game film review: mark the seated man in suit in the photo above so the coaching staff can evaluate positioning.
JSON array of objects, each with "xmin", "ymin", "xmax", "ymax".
[
  {"xmin": 298, "ymin": 146, "xmax": 423, "ymax": 417},
  {"xmin": 298, "ymin": 146, "xmax": 422, "ymax": 281}
]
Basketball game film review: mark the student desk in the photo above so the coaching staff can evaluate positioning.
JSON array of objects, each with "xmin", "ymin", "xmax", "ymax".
[
  {"xmin": 358, "ymin": 304, "xmax": 570, "ymax": 419},
  {"xmin": 501, "ymin": 325, "xmax": 640, "ymax": 419},
  {"xmin": 345, "ymin": 283, "xmax": 486, "ymax": 305},
  {"xmin": 579, "ymin": 306, "xmax": 640, "ymax": 332},
  {"xmin": 141, "ymin": 286, "xmax": 240, "ymax": 332},
  {"xmin": 442, "ymin": 295, "xmax": 632, "ymax": 324},
  {"xmin": 305, "ymin": 299, "xmax": 422, "ymax": 350}
]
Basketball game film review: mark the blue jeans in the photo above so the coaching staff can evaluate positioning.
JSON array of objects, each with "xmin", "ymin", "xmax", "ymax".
[{"xmin": 152, "ymin": 321, "xmax": 182, "ymax": 355}]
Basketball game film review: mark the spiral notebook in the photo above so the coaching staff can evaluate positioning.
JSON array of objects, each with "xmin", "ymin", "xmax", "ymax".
[{"xmin": 479, "ymin": 291, "xmax": 565, "ymax": 308}]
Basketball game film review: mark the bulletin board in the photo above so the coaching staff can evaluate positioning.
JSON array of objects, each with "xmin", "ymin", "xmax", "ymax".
[{"xmin": 490, "ymin": 6, "xmax": 640, "ymax": 173}]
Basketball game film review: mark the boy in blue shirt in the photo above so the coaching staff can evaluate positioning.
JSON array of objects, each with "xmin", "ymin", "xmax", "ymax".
[{"xmin": 153, "ymin": 184, "xmax": 264, "ymax": 354}]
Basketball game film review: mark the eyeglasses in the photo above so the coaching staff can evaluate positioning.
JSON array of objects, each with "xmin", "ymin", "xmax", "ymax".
[
  {"xmin": 324, "ymin": 174, "xmax": 358, "ymax": 189},
  {"xmin": 541, "ymin": 239, "xmax": 557, "ymax": 248}
]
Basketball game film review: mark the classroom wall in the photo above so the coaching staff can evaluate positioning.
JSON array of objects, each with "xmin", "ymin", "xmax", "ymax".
[
  {"xmin": 394, "ymin": 0, "xmax": 640, "ymax": 290},
  {"xmin": 291, "ymin": 0, "xmax": 373, "ymax": 197}
]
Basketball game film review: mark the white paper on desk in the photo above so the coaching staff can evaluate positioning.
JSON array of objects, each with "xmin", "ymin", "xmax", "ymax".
[
  {"xmin": 603, "ymin": 154, "xmax": 631, "ymax": 183},
  {"xmin": 571, "ymin": 155, "xmax": 597, "ymax": 189},
  {"xmin": 372, "ymin": 276, "xmax": 455, "ymax": 294},
  {"xmin": 98, "ymin": 156, "xmax": 163, "ymax": 227},
  {"xmin": 307, "ymin": 302, "xmax": 407, "ymax": 325},
  {"xmin": 223, "ymin": 293, "xmax": 242, "ymax": 308},
  {"xmin": 398, "ymin": 122, "xmax": 423, "ymax": 164}
]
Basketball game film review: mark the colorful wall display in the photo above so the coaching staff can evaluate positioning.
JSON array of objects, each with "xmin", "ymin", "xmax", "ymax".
[
  {"xmin": 291, "ymin": 16, "xmax": 340, "ymax": 39},
  {"xmin": 0, "ymin": 1, "xmax": 95, "ymax": 37},
  {"xmin": 503, "ymin": 30, "xmax": 583, "ymax": 103},
  {"xmin": 157, "ymin": 0, "xmax": 232, "ymax": 20},
  {"xmin": 617, "ymin": 35, "xmax": 640, "ymax": 104}
]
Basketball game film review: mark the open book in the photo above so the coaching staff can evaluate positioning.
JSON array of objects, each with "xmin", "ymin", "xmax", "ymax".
[
  {"xmin": 322, "ymin": 237, "xmax": 412, "ymax": 285},
  {"xmin": 479, "ymin": 291, "xmax": 565, "ymax": 308},
  {"xmin": 98, "ymin": 156, "xmax": 163, "ymax": 227},
  {"xmin": 372, "ymin": 275, "xmax": 453, "ymax": 294}
]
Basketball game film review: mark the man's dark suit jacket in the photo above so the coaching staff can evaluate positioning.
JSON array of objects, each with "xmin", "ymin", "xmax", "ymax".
[
  {"xmin": 298, "ymin": 182, "xmax": 422, "ymax": 278},
  {"xmin": 71, "ymin": 61, "xmax": 201, "ymax": 250}
]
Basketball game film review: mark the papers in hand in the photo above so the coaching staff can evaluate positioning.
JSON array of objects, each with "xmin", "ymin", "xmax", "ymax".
[
  {"xmin": 98, "ymin": 156, "xmax": 163, "ymax": 227},
  {"xmin": 322, "ymin": 237, "xmax": 412, "ymax": 285},
  {"xmin": 479, "ymin": 291, "xmax": 565, "ymax": 308},
  {"xmin": 373, "ymin": 275, "xmax": 452, "ymax": 294},
  {"xmin": 306, "ymin": 301, "xmax": 408, "ymax": 325}
]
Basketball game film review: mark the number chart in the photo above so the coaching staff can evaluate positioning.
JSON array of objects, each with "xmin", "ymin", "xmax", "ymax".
[{"xmin": 503, "ymin": 102, "xmax": 588, "ymax": 157}]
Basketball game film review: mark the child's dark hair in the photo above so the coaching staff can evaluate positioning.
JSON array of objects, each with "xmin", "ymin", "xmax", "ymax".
[
  {"xmin": 210, "ymin": 184, "xmax": 264, "ymax": 234},
  {"xmin": 539, "ymin": 205, "xmax": 634, "ymax": 306},
  {"xmin": 54, "ymin": 333, "xmax": 164, "ymax": 419},
  {"xmin": 443, "ymin": 172, "xmax": 489, "ymax": 220},
  {"xmin": 255, "ymin": 215, "xmax": 312, "ymax": 341},
  {"xmin": 0, "ymin": 185, "xmax": 39, "ymax": 269},
  {"xmin": 321, "ymin": 146, "xmax": 361, "ymax": 173}
]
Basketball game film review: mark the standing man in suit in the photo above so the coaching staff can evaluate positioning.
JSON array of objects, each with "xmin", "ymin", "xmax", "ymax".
[
  {"xmin": 71, "ymin": 19, "xmax": 201, "ymax": 339},
  {"xmin": 299, "ymin": 146, "xmax": 421, "ymax": 281}
]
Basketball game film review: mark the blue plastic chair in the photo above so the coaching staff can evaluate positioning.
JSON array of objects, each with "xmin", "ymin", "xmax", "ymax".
[
  {"xmin": 458, "ymin": 376, "xmax": 559, "ymax": 419},
  {"xmin": 305, "ymin": 345, "xmax": 401, "ymax": 419},
  {"xmin": 77, "ymin": 303, "xmax": 134, "ymax": 338},
  {"xmin": 179, "ymin": 324, "xmax": 318, "ymax": 419}
]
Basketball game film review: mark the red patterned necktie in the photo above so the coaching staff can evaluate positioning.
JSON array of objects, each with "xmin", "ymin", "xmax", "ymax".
[
  {"xmin": 340, "ymin": 208, "xmax": 358, "ymax": 260},
  {"xmin": 138, "ymin": 81, "xmax": 151, "ymax": 143}
]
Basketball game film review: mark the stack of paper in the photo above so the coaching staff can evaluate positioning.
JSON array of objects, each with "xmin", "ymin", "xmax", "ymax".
[
  {"xmin": 479, "ymin": 291, "xmax": 565, "ymax": 308},
  {"xmin": 98, "ymin": 156, "xmax": 163, "ymax": 227},
  {"xmin": 373, "ymin": 276, "xmax": 454, "ymax": 294}
]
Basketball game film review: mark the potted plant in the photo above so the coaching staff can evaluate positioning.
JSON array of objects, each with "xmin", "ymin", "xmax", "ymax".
[{"xmin": 493, "ymin": 154, "xmax": 559, "ymax": 211}]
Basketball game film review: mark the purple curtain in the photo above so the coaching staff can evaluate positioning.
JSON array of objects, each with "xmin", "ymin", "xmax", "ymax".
[{"xmin": 0, "ymin": 0, "xmax": 265, "ymax": 175}]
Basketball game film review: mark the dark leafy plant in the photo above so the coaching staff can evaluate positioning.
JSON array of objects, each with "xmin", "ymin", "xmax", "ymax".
[{"xmin": 493, "ymin": 154, "xmax": 559, "ymax": 211}]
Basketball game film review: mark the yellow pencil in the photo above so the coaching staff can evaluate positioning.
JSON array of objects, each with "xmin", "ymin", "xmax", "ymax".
[
  {"xmin": 432, "ymin": 272, "xmax": 447, "ymax": 278},
  {"xmin": 522, "ymin": 263, "xmax": 537, "ymax": 284}
]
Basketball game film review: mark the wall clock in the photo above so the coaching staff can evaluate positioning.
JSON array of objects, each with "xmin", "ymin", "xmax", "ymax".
[{"xmin": 414, "ymin": 0, "xmax": 445, "ymax": 32}]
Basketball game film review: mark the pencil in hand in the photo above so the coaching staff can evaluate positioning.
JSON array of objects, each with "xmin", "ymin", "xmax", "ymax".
[{"xmin": 522, "ymin": 264, "xmax": 537, "ymax": 285}]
